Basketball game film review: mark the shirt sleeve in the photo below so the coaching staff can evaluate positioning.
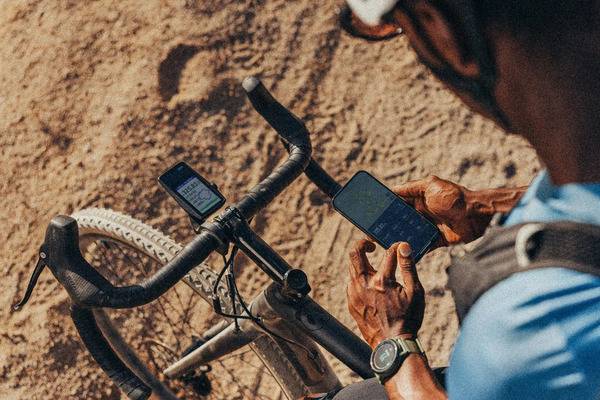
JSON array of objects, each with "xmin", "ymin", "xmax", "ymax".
[{"xmin": 446, "ymin": 268, "xmax": 600, "ymax": 400}]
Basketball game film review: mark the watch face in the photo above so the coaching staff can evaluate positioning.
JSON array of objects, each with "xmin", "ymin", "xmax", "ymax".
[{"xmin": 372, "ymin": 340, "xmax": 398, "ymax": 372}]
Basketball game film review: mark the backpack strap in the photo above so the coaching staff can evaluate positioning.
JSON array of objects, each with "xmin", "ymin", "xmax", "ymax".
[{"xmin": 448, "ymin": 221, "xmax": 600, "ymax": 322}]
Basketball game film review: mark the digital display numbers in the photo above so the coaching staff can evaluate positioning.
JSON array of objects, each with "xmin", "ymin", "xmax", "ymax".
[{"xmin": 176, "ymin": 177, "xmax": 222, "ymax": 214}]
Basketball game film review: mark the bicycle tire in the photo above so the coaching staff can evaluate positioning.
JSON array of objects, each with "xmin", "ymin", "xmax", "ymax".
[{"xmin": 72, "ymin": 207, "xmax": 312, "ymax": 400}]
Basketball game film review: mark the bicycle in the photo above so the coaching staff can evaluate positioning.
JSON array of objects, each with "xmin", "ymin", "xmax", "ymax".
[{"xmin": 15, "ymin": 77, "xmax": 377, "ymax": 400}]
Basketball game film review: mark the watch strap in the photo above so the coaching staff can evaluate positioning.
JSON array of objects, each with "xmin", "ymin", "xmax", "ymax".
[{"xmin": 396, "ymin": 337, "xmax": 426, "ymax": 357}]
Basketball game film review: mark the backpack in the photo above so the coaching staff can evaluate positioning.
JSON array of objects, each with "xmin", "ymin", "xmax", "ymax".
[{"xmin": 448, "ymin": 221, "xmax": 600, "ymax": 322}]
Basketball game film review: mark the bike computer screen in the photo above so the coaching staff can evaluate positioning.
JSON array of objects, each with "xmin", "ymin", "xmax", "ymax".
[
  {"xmin": 333, "ymin": 171, "xmax": 440, "ymax": 261},
  {"xmin": 158, "ymin": 162, "xmax": 225, "ymax": 222}
]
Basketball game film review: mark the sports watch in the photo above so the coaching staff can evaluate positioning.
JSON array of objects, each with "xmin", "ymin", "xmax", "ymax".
[{"xmin": 370, "ymin": 337, "xmax": 426, "ymax": 384}]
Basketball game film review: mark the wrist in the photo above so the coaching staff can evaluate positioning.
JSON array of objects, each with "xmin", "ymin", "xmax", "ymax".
[
  {"xmin": 464, "ymin": 189, "xmax": 495, "ymax": 215},
  {"xmin": 465, "ymin": 187, "xmax": 526, "ymax": 215},
  {"xmin": 384, "ymin": 354, "xmax": 434, "ymax": 399},
  {"xmin": 371, "ymin": 331, "xmax": 418, "ymax": 349}
]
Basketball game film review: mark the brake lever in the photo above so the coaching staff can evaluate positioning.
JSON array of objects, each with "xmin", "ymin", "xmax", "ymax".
[{"xmin": 13, "ymin": 245, "xmax": 49, "ymax": 311}]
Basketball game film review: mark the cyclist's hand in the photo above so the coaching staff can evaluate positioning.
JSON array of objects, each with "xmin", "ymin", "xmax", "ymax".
[
  {"xmin": 394, "ymin": 176, "xmax": 524, "ymax": 248},
  {"xmin": 347, "ymin": 240, "xmax": 425, "ymax": 348}
]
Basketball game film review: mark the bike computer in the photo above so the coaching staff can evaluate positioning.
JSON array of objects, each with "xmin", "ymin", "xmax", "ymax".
[{"xmin": 158, "ymin": 161, "xmax": 225, "ymax": 223}]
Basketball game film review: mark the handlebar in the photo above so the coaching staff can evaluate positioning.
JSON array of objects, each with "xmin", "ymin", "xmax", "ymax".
[
  {"xmin": 71, "ymin": 305, "xmax": 152, "ymax": 400},
  {"xmin": 17, "ymin": 77, "xmax": 313, "ymax": 311},
  {"xmin": 16, "ymin": 77, "xmax": 339, "ymax": 399},
  {"xmin": 236, "ymin": 77, "xmax": 312, "ymax": 219},
  {"xmin": 37, "ymin": 215, "xmax": 220, "ymax": 309}
]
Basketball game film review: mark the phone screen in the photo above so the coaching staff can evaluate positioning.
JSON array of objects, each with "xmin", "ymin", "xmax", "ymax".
[{"xmin": 333, "ymin": 171, "xmax": 439, "ymax": 260}]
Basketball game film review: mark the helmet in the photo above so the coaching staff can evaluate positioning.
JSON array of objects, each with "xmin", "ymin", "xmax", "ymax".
[{"xmin": 345, "ymin": 0, "xmax": 399, "ymax": 26}]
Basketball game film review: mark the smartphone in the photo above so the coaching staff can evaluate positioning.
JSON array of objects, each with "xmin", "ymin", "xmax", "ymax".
[
  {"xmin": 333, "ymin": 171, "xmax": 440, "ymax": 261},
  {"xmin": 158, "ymin": 161, "xmax": 226, "ymax": 222}
]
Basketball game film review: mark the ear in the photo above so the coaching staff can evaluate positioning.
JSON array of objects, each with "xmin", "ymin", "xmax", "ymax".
[{"xmin": 401, "ymin": 2, "xmax": 480, "ymax": 77}]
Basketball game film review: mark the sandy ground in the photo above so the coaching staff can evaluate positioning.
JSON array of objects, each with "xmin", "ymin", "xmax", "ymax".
[{"xmin": 0, "ymin": 1, "xmax": 540, "ymax": 399}]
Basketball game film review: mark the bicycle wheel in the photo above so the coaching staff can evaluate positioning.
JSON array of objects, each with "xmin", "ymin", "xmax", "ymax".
[{"xmin": 72, "ymin": 208, "xmax": 311, "ymax": 400}]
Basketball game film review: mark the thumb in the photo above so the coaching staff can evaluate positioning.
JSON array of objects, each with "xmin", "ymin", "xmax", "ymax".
[
  {"xmin": 396, "ymin": 242, "xmax": 421, "ymax": 294},
  {"xmin": 393, "ymin": 179, "xmax": 428, "ymax": 200}
]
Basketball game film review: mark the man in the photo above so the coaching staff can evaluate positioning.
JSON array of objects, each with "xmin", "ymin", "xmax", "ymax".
[{"xmin": 331, "ymin": 1, "xmax": 600, "ymax": 399}]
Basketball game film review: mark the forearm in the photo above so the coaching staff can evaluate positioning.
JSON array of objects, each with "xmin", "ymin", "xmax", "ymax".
[
  {"xmin": 384, "ymin": 354, "xmax": 447, "ymax": 400},
  {"xmin": 465, "ymin": 186, "xmax": 528, "ymax": 215}
]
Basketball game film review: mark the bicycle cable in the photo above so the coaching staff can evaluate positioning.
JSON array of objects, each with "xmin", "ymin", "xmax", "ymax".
[
  {"xmin": 211, "ymin": 246, "xmax": 318, "ymax": 360},
  {"xmin": 211, "ymin": 247, "xmax": 253, "ymax": 321},
  {"xmin": 228, "ymin": 249, "xmax": 318, "ymax": 360}
]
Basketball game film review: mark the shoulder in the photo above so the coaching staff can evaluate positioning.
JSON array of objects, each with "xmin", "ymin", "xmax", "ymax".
[{"xmin": 447, "ymin": 268, "xmax": 600, "ymax": 400}]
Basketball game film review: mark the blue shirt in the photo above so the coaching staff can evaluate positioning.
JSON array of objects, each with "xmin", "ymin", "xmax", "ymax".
[{"xmin": 447, "ymin": 172, "xmax": 600, "ymax": 399}]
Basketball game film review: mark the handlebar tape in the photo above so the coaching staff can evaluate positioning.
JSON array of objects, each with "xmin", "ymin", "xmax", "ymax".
[
  {"xmin": 237, "ymin": 78, "xmax": 312, "ymax": 218},
  {"xmin": 242, "ymin": 77, "xmax": 311, "ymax": 151},
  {"xmin": 279, "ymin": 139, "xmax": 342, "ymax": 199},
  {"xmin": 70, "ymin": 305, "xmax": 151, "ymax": 400},
  {"xmin": 244, "ymin": 77, "xmax": 341, "ymax": 200},
  {"xmin": 43, "ymin": 215, "xmax": 219, "ymax": 309}
]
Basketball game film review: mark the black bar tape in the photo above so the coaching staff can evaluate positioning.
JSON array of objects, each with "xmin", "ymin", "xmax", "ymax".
[
  {"xmin": 236, "ymin": 78, "xmax": 312, "ymax": 219},
  {"xmin": 242, "ymin": 77, "xmax": 310, "ymax": 148},
  {"xmin": 279, "ymin": 139, "xmax": 342, "ymax": 199},
  {"xmin": 45, "ymin": 216, "xmax": 220, "ymax": 309},
  {"xmin": 71, "ymin": 305, "xmax": 151, "ymax": 400}
]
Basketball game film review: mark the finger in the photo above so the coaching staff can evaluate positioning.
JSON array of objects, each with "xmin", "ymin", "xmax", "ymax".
[
  {"xmin": 396, "ymin": 242, "xmax": 422, "ymax": 295},
  {"xmin": 346, "ymin": 283, "xmax": 356, "ymax": 305},
  {"xmin": 346, "ymin": 283, "xmax": 362, "ymax": 309},
  {"xmin": 377, "ymin": 243, "xmax": 400, "ymax": 283},
  {"xmin": 346, "ymin": 285, "xmax": 358, "ymax": 317},
  {"xmin": 349, "ymin": 239, "xmax": 376, "ymax": 277},
  {"xmin": 393, "ymin": 178, "xmax": 429, "ymax": 200},
  {"xmin": 362, "ymin": 235, "xmax": 378, "ymax": 244},
  {"xmin": 360, "ymin": 238, "xmax": 377, "ymax": 253}
]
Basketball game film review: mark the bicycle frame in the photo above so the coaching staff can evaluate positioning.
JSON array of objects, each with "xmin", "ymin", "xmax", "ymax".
[{"xmin": 161, "ymin": 212, "xmax": 374, "ymax": 385}]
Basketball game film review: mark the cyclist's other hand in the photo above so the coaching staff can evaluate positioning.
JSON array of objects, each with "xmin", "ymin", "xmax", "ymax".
[
  {"xmin": 347, "ymin": 240, "xmax": 425, "ymax": 348},
  {"xmin": 394, "ymin": 176, "xmax": 494, "ymax": 248}
]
